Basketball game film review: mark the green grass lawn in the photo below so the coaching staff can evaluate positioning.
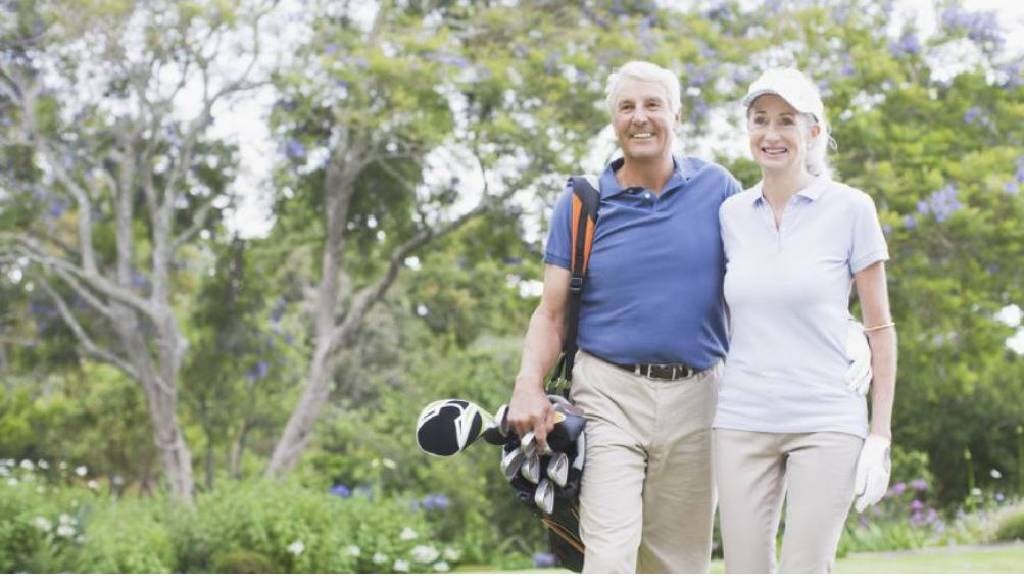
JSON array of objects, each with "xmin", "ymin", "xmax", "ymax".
[
  {"xmin": 832, "ymin": 543, "xmax": 1024, "ymax": 573},
  {"xmin": 484, "ymin": 542, "xmax": 1024, "ymax": 573}
]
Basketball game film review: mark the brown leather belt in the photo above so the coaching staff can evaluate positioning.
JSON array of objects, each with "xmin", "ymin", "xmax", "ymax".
[{"xmin": 610, "ymin": 360, "xmax": 697, "ymax": 380}]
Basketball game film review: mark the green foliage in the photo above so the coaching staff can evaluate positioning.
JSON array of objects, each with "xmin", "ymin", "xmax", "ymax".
[
  {"xmin": 172, "ymin": 479, "xmax": 454, "ymax": 573},
  {"xmin": 302, "ymin": 336, "xmax": 546, "ymax": 566},
  {"xmin": 993, "ymin": 501, "xmax": 1024, "ymax": 542},
  {"xmin": 0, "ymin": 467, "xmax": 97, "ymax": 573},
  {"xmin": 74, "ymin": 499, "xmax": 175, "ymax": 573},
  {"xmin": 210, "ymin": 549, "xmax": 283, "ymax": 574}
]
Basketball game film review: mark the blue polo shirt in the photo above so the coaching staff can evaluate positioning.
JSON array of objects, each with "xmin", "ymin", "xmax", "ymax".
[{"xmin": 543, "ymin": 156, "xmax": 741, "ymax": 370}]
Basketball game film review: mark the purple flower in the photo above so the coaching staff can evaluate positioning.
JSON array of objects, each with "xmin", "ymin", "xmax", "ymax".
[
  {"xmin": 246, "ymin": 360, "xmax": 269, "ymax": 381},
  {"xmin": 964, "ymin": 106, "xmax": 993, "ymax": 128},
  {"xmin": 533, "ymin": 552, "xmax": 557, "ymax": 568},
  {"xmin": 324, "ymin": 43, "xmax": 338, "ymax": 55},
  {"xmin": 996, "ymin": 492, "xmax": 1005, "ymax": 502},
  {"xmin": 48, "ymin": 198, "xmax": 66, "ymax": 218},
  {"xmin": 330, "ymin": 484, "xmax": 352, "ymax": 498},
  {"xmin": 941, "ymin": 7, "xmax": 1005, "ymax": 48},
  {"xmin": 917, "ymin": 184, "xmax": 962, "ymax": 223},
  {"xmin": 1015, "ymin": 156, "xmax": 1024, "ymax": 183},
  {"xmin": 832, "ymin": 5, "xmax": 850, "ymax": 25},
  {"xmin": 889, "ymin": 33, "xmax": 921, "ymax": 58},
  {"xmin": 889, "ymin": 482, "xmax": 907, "ymax": 496},
  {"xmin": 840, "ymin": 61, "xmax": 856, "ymax": 78},
  {"xmin": 910, "ymin": 499, "xmax": 924, "ymax": 511},
  {"xmin": 421, "ymin": 493, "xmax": 450, "ymax": 511},
  {"xmin": 285, "ymin": 139, "xmax": 306, "ymax": 160},
  {"xmin": 998, "ymin": 61, "xmax": 1023, "ymax": 88},
  {"xmin": 903, "ymin": 214, "xmax": 917, "ymax": 229},
  {"xmin": 910, "ymin": 479, "xmax": 928, "ymax": 492},
  {"xmin": 1006, "ymin": 181, "xmax": 1019, "ymax": 195},
  {"xmin": 426, "ymin": 51, "xmax": 471, "ymax": 70}
]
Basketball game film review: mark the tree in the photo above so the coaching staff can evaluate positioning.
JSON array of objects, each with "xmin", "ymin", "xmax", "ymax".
[{"xmin": 0, "ymin": 0, "xmax": 274, "ymax": 502}]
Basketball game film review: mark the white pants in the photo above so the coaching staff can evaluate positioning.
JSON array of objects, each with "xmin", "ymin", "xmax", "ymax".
[
  {"xmin": 570, "ymin": 351, "xmax": 722, "ymax": 573},
  {"xmin": 714, "ymin": 429, "xmax": 863, "ymax": 573}
]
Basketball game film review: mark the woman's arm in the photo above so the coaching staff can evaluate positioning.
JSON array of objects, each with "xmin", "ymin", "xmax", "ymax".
[{"xmin": 854, "ymin": 260, "xmax": 897, "ymax": 439}]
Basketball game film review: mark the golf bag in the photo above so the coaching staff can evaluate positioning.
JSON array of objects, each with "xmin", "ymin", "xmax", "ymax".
[{"xmin": 534, "ymin": 175, "xmax": 600, "ymax": 572}]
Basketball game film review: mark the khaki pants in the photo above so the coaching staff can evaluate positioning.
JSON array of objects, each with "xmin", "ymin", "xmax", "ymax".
[
  {"xmin": 713, "ymin": 429, "xmax": 863, "ymax": 573},
  {"xmin": 570, "ymin": 351, "xmax": 721, "ymax": 573}
]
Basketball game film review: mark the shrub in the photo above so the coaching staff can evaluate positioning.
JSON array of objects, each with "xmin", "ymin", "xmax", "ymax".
[
  {"xmin": 993, "ymin": 501, "xmax": 1024, "ymax": 542},
  {"xmin": 73, "ymin": 499, "xmax": 175, "ymax": 573},
  {"xmin": 172, "ymin": 479, "xmax": 455, "ymax": 573},
  {"xmin": 0, "ymin": 464, "xmax": 98, "ymax": 572},
  {"xmin": 211, "ymin": 549, "xmax": 283, "ymax": 573}
]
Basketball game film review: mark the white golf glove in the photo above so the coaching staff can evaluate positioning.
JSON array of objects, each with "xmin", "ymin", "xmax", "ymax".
[
  {"xmin": 854, "ymin": 434, "xmax": 891, "ymax": 513},
  {"xmin": 845, "ymin": 319, "xmax": 872, "ymax": 396}
]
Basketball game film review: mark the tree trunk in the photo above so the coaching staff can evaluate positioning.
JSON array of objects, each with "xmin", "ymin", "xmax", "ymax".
[{"xmin": 266, "ymin": 345, "xmax": 334, "ymax": 476}]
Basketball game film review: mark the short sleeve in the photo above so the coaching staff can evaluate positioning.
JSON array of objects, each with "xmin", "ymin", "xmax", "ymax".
[
  {"xmin": 543, "ymin": 184, "xmax": 574, "ymax": 269},
  {"xmin": 849, "ymin": 192, "xmax": 889, "ymax": 274}
]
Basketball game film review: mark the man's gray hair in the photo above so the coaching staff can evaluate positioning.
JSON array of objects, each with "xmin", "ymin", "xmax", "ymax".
[{"xmin": 604, "ymin": 61, "xmax": 682, "ymax": 117}]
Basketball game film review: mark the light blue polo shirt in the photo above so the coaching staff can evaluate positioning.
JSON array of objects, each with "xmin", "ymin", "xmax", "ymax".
[
  {"xmin": 544, "ymin": 156, "xmax": 741, "ymax": 370},
  {"xmin": 714, "ymin": 177, "xmax": 889, "ymax": 438}
]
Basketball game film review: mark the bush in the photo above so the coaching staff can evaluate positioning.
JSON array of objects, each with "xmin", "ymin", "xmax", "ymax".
[
  {"xmin": 211, "ymin": 549, "xmax": 283, "ymax": 573},
  {"xmin": 74, "ymin": 499, "xmax": 175, "ymax": 573},
  {"xmin": 839, "ymin": 477, "xmax": 942, "ymax": 555},
  {"xmin": 0, "ymin": 464, "xmax": 98, "ymax": 572},
  {"xmin": 993, "ymin": 502, "xmax": 1024, "ymax": 542},
  {"xmin": 172, "ymin": 479, "xmax": 455, "ymax": 573}
]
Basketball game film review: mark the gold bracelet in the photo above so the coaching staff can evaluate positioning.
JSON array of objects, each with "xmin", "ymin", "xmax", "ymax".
[{"xmin": 864, "ymin": 322, "xmax": 895, "ymax": 333}]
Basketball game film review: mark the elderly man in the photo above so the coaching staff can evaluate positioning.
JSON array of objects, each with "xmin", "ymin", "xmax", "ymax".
[{"xmin": 508, "ymin": 60, "xmax": 741, "ymax": 573}]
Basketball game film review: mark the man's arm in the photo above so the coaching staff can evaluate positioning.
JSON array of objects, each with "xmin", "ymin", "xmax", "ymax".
[{"xmin": 508, "ymin": 264, "xmax": 571, "ymax": 450}]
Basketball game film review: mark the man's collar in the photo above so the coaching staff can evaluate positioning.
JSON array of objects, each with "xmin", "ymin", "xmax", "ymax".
[{"xmin": 599, "ymin": 156, "xmax": 692, "ymax": 198}]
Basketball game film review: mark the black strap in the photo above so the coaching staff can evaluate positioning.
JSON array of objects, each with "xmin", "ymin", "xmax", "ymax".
[{"xmin": 558, "ymin": 176, "xmax": 599, "ymax": 387}]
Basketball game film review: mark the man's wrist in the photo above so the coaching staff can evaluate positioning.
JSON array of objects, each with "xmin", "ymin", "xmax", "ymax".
[{"xmin": 514, "ymin": 373, "xmax": 545, "ymax": 392}]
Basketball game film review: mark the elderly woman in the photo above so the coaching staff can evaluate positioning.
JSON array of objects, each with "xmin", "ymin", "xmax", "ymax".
[{"xmin": 713, "ymin": 68, "xmax": 897, "ymax": 573}]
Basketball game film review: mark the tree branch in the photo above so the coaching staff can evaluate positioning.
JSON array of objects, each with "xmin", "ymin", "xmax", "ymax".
[
  {"xmin": 327, "ymin": 189, "xmax": 505, "ymax": 355},
  {"xmin": 173, "ymin": 196, "xmax": 214, "ymax": 250},
  {"xmin": 37, "ymin": 277, "xmax": 139, "ymax": 381},
  {"xmin": 8, "ymin": 234, "xmax": 158, "ymax": 321}
]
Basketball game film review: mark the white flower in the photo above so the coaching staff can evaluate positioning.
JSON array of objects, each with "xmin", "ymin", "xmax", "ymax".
[
  {"xmin": 75, "ymin": 466, "xmax": 87, "ymax": 477},
  {"xmin": 59, "ymin": 461, "xmax": 67, "ymax": 471},
  {"xmin": 7, "ymin": 477, "xmax": 18, "ymax": 486},
  {"xmin": 56, "ymin": 525, "xmax": 75, "ymax": 538},
  {"xmin": 990, "ymin": 469, "xmax": 1003, "ymax": 479},
  {"xmin": 19, "ymin": 459, "xmax": 34, "ymax": 471},
  {"xmin": 373, "ymin": 552, "xmax": 389, "ymax": 564},
  {"xmin": 382, "ymin": 457, "xmax": 396, "ymax": 470},
  {"xmin": 287, "ymin": 540, "xmax": 305, "ymax": 556},
  {"xmin": 0, "ymin": 466, "xmax": 8, "ymax": 477},
  {"xmin": 345, "ymin": 545, "xmax": 360, "ymax": 557},
  {"xmin": 32, "ymin": 517, "xmax": 52, "ymax": 532},
  {"xmin": 37, "ymin": 459, "xmax": 49, "ymax": 470},
  {"xmin": 393, "ymin": 558, "xmax": 410, "ymax": 572},
  {"xmin": 59, "ymin": 514, "xmax": 74, "ymax": 525},
  {"xmin": 442, "ymin": 547, "xmax": 461, "ymax": 561},
  {"xmin": 433, "ymin": 561, "xmax": 451, "ymax": 572},
  {"xmin": 971, "ymin": 487, "xmax": 982, "ymax": 496},
  {"xmin": 2, "ymin": 459, "xmax": 13, "ymax": 467},
  {"xmin": 399, "ymin": 527, "xmax": 418, "ymax": 541},
  {"xmin": 410, "ymin": 544, "xmax": 439, "ymax": 564},
  {"xmin": 87, "ymin": 480, "xmax": 99, "ymax": 490}
]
